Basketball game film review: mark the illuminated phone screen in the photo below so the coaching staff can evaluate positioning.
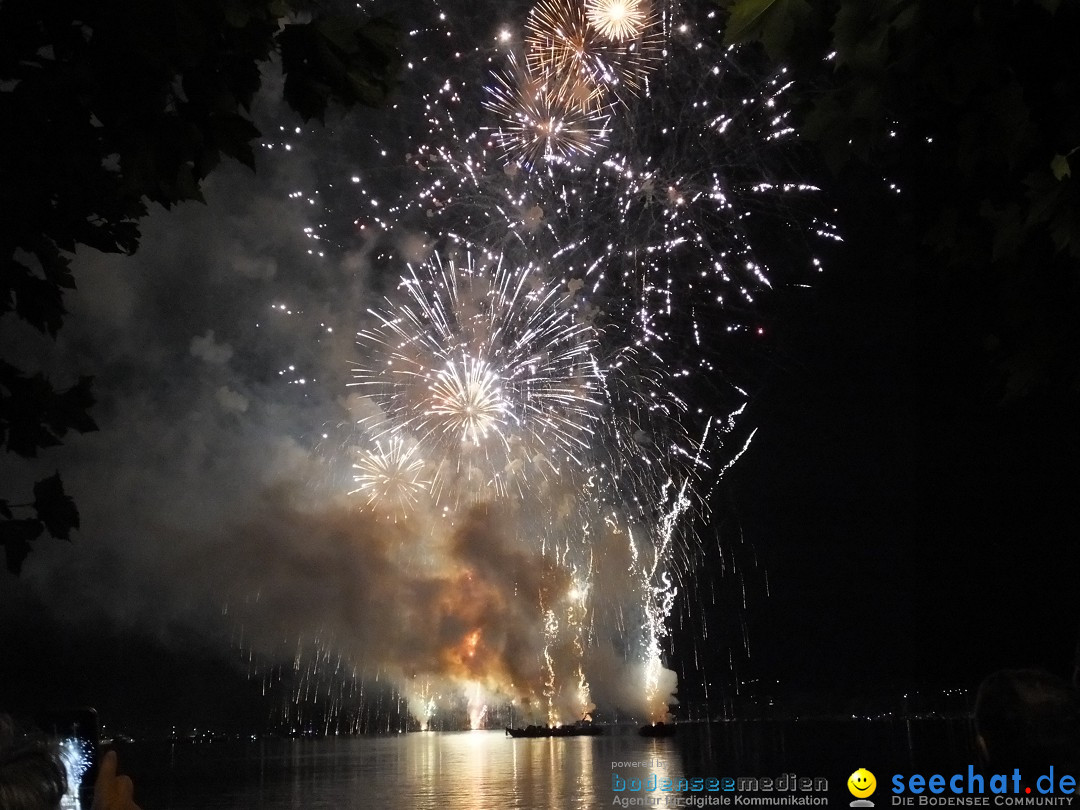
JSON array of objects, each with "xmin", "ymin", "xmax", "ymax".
[
  {"xmin": 40, "ymin": 709, "xmax": 99, "ymax": 810},
  {"xmin": 57, "ymin": 734, "xmax": 95, "ymax": 809}
]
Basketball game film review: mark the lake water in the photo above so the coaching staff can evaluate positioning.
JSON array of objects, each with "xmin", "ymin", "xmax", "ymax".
[{"xmin": 123, "ymin": 720, "xmax": 978, "ymax": 809}]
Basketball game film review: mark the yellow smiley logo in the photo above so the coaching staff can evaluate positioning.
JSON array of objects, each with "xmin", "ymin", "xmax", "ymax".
[{"xmin": 848, "ymin": 768, "xmax": 877, "ymax": 798}]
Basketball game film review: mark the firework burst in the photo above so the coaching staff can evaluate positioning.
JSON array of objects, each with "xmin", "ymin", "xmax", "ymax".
[
  {"xmin": 250, "ymin": 0, "xmax": 834, "ymax": 729},
  {"xmin": 428, "ymin": 356, "xmax": 507, "ymax": 445},
  {"xmin": 484, "ymin": 55, "xmax": 611, "ymax": 167},
  {"xmin": 586, "ymin": 0, "xmax": 653, "ymax": 42},
  {"xmin": 524, "ymin": 0, "xmax": 661, "ymax": 110},
  {"xmin": 350, "ymin": 438, "xmax": 428, "ymax": 514},
  {"xmin": 351, "ymin": 250, "xmax": 604, "ymax": 501}
]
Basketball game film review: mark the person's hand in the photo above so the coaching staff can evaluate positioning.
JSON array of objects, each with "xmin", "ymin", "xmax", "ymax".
[{"xmin": 91, "ymin": 749, "xmax": 142, "ymax": 810}]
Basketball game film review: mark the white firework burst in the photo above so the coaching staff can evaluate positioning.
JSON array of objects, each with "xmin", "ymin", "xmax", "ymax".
[
  {"xmin": 351, "ymin": 250, "xmax": 604, "ymax": 501},
  {"xmin": 525, "ymin": 0, "xmax": 662, "ymax": 109},
  {"xmin": 428, "ymin": 355, "xmax": 507, "ymax": 446},
  {"xmin": 586, "ymin": 0, "xmax": 651, "ymax": 42},
  {"xmin": 484, "ymin": 54, "xmax": 611, "ymax": 167},
  {"xmin": 350, "ymin": 438, "xmax": 428, "ymax": 513}
]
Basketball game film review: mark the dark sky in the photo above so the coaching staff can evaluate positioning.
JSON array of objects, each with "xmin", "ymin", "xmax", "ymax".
[
  {"xmin": 714, "ymin": 173, "xmax": 1080, "ymax": 700},
  {"xmin": 2, "ymin": 0, "xmax": 1079, "ymax": 732}
]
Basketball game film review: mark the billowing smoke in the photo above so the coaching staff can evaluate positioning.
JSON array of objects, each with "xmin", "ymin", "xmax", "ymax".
[
  {"xmin": 1, "ymin": 107, "xmax": 679, "ymax": 730},
  {"xmin": 1, "ymin": 0, "xmax": 823, "ymax": 730}
]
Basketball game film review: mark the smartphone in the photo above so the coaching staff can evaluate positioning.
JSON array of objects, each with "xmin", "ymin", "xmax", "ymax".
[{"xmin": 38, "ymin": 707, "xmax": 99, "ymax": 809}]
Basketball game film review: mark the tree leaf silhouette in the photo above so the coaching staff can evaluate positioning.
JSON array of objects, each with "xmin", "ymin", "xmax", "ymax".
[{"xmin": 33, "ymin": 473, "xmax": 80, "ymax": 541}]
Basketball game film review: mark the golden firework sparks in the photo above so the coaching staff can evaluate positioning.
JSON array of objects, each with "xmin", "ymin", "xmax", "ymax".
[{"xmin": 586, "ymin": 0, "xmax": 650, "ymax": 42}]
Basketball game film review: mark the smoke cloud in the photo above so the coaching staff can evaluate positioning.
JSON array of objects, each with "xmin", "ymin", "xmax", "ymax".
[{"xmin": 2, "ymin": 77, "xmax": 678, "ymax": 730}]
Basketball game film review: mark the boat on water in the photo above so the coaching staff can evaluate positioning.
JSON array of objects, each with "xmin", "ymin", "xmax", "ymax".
[
  {"xmin": 638, "ymin": 722, "xmax": 677, "ymax": 737},
  {"xmin": 505, "ymin": 723, "xmax": 603, "ymax": 738}
]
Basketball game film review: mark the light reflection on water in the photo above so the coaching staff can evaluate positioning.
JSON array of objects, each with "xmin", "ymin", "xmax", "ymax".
[
  {"xmin": 141, "ymin": 730, "xmax": 683, "ymax": 810},
  {"xmin": 132, "ymin": 719, "xmax": 976, "ymax": 809}
]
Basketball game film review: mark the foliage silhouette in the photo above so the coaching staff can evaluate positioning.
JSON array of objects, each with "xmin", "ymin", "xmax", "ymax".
[{"xmin": 0, "ymin": 0, "xmax": 401, "ymax": 574}]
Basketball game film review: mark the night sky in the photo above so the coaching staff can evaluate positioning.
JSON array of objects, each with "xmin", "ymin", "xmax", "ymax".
[
  {"xmin": 2, "ymin": 0, "xmax": 1079, "ymax": 733},
  {"xmin": 722, "ymin": 172, "xmax": 1080, "ymax": 699}
]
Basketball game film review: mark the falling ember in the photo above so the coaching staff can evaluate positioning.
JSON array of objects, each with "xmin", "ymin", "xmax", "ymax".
[
  {"xmin": 408, "ymin": 677, "xmax": 438, "ymax": 731},
  {"xmin": 542, "ymin": 606, "xmax": 559, "ymax": 726},
  {"xmin": 467, "ymin": 682, "xmax": 489, "ymax": 730},
  {"xmin": 567, "ymin": 580, "xmax": 595, "ymax": 720},
  {"xmin": 640, "ymin": 425, "xmax": 710, "ymax": 722},
  {"xmin": 418, "ymin": 700, "xmax": 436, "ymax": 731}
]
